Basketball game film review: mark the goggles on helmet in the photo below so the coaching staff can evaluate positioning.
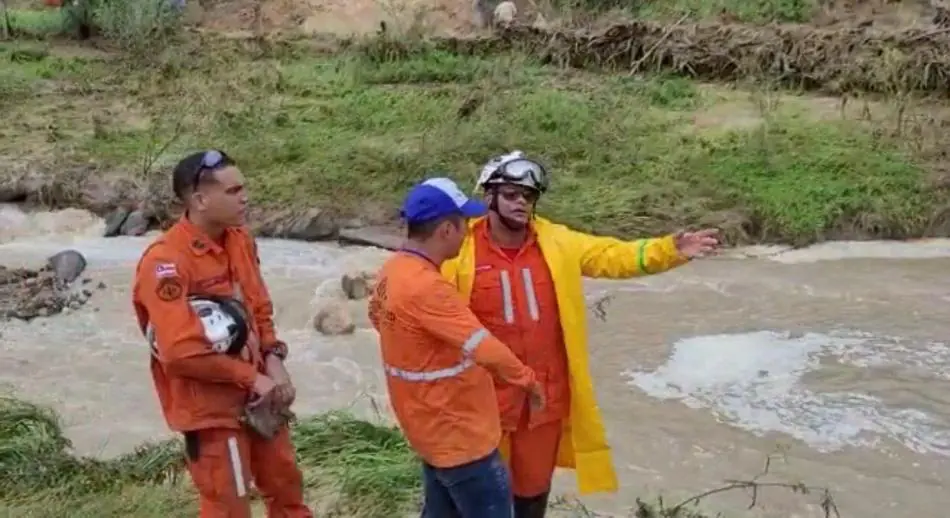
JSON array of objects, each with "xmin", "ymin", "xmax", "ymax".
[{"xmin": 481, "ymin": 158, "xmax": 549, "ymax": 193}]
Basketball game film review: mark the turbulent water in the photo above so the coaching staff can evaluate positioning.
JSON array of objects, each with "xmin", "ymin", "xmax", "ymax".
[{"xmin": 1, "ymin": 203, "xmax": 948, "ymax": 517}]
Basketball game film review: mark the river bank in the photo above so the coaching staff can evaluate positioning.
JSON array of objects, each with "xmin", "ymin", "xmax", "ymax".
[{"xmin": 3, "ymin": 31, "xmax": 950, "ymax": 247}]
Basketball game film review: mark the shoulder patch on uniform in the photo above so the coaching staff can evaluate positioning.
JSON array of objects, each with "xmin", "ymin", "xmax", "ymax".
[
  {"xmin": 155, "ymin": 263, "xmax": 178, "ymax": 278},
  {"xmin": 156, "ymin": 277, "xmax": 184, "ymax": 302}
]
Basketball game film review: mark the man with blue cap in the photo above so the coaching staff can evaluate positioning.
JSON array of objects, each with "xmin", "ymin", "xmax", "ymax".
[{"xmin": 368, "ymin": 177, "xmax": 545, "ymax": 518}]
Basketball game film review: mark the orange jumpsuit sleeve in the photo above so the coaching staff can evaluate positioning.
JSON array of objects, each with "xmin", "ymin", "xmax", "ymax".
[
  {"xmin": 244, "ymin": 235, "xmax": 280, "ymax": 352},
  {"xmin": 405, "ymin": 277, "xmax": 536, "ymax": 389},
  {"xmin": 135, "ymin": 247, "xmax": 258, "ymax": 389}
]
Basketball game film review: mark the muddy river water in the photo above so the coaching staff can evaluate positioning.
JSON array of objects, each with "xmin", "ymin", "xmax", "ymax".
[{"xmin": 2, "ymin": 203, "xmax": 949, "ymax": 517}]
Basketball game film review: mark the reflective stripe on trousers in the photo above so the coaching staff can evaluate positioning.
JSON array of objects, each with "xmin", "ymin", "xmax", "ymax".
[
  {"xmin": 499, "ymin": 269, "xmax": 540, "ymax": 324},
  {"xmin": 385, "ymin": 328, "xmax": 488, "ymax": 382}
]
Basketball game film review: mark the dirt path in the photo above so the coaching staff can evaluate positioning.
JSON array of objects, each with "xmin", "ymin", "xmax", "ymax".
[{"xmin": 193, "ymin": 0, "xmax": 483, "ymax": 36}]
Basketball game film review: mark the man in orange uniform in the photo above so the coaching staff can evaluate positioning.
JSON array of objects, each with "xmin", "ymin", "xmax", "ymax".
[
  {"xmin": 369, "ymin": 177, "xmax": 546, "ymax": 518},
  {"xmin": 132, "ymin": 149, "xmax": 313, "ymax": 518},
  {"xmin": 441, "ymin": 151, "xmax": 720, "ymax": 517}
]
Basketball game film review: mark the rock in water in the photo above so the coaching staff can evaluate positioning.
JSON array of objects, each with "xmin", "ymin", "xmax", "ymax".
[
  {"xmin": 47, "ymin": 249, "xmax": 87, "ymax": 283},
  {"xmin": 119, "ymin": 210, "xmax": 149, "ymax": 236},
  {"xmin": 341, "ymin": 271, "xmax": 376, "ymax": 301},
  {"xmin": 103, "ymin": 208, "xmax": 131, "ymax": 237},
  {"xmin": 312, "ymin": 301, "xmax": 356, "ymax": 335}
]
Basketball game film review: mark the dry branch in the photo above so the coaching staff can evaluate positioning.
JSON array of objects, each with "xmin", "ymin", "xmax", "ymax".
[
  {"xmin": 353, "ymin": 20, "xmax": 950, "ymax": 96},
  {"xmin": 552, "ymin": 450, "xmax": 842, "ymax": 517}
]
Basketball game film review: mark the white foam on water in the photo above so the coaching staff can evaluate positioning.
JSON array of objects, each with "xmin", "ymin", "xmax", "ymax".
[
  {"xmin": 0, "ymin": 204, "xmax": 391, "ymax": 274},
  {"xmin": 624, "ymin": 330, "xmax": 950, "ymax": 456},
  {"xmin": 0, "ymin": 204, "xmax": 105, "ymax": 245},
  {"xmin": 763, "ymin": 239, "xmax": 950, "ymax": 263}
]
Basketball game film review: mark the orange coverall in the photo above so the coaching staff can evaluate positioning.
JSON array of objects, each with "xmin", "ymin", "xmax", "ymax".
[
  {"xmin": 468, "ymin": 220, "xmax": 567, "ymax": 498},
  {"xmin": 369, "ymin": 251, "xmax": 537, "ymax": 469},
  {"xmin": 132, "ymin": 217, "xmax": 312, "ymax": 518}
]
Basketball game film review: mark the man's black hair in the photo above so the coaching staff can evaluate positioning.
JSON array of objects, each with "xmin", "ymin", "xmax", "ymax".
[
  {"xmin": 406, "ymin": 213, "xmax": 463, "ymax": 240},
  {"xmin": 171, "ymin": 150, "xmax": 235, "ymax": 201}
]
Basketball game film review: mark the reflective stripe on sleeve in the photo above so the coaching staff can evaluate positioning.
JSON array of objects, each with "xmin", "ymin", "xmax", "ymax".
[{"xmin": 384, "ymin": 328, "xmax": 488, "ymax": 382}]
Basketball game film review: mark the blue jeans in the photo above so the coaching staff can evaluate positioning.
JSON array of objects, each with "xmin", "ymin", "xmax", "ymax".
[{"xmin": 420, "ymin": 449, "xmax": 513, "ymax": 518}]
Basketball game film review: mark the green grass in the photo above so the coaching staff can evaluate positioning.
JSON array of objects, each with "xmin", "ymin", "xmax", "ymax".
[
  {"xmin": 0, "ymin": 397, "xmax": 423, "ymax": 518},
  {"xmin": 1, "ymin": 36, "xmax": 937, "ymax": 245},
  {"xmin": 0, "ymin": 397, "xmax": 725, "ymax": 518},
  {"xmin": 4, "ymin": 8, "xmax": 64, "ymax": 37}
]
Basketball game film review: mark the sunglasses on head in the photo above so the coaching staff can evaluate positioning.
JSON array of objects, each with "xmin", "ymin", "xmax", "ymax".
[{"xmin": 191, "ymin": 149, "xmax": 229, "ymax": 191}]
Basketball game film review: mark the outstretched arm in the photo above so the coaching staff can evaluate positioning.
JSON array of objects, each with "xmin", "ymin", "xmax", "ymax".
[{"xmin": 570, "ymin": 227, "xmax": 719, "ymax": 279}]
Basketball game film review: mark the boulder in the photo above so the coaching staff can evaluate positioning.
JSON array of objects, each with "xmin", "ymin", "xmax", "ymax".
[
  {"xmin": 254, "ymin": 208, "xmax": 339, "ymax": 241},
  {"xmin": 119, "ymin": 210, "xmax": 150, "ymax": 236},
  {"xmin": 312, "ymin": 301, "xmax": 356, "ymax": 336},
  {"xmin": 47, "ymin": 249, "xmax": 87, "ymax": 283},
  {"xmin": 341, "ymin": 270, "xmax": 376, "ymax": 301},
  {"xmin": 103, "ymin": 208, "xmax": 131, "ymax": 237},
  {"xmin": 285, "ymin": 208, "xmax": 338, "ymax": 241}
]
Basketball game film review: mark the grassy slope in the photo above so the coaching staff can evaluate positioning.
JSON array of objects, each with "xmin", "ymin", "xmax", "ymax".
[
  {"xmin": 0, "ymin": 398, "xmax": 422, "ymax": 518},
  {"xmin": 1, "ymin": 11, "xmax": 941, "ymax": 245}
]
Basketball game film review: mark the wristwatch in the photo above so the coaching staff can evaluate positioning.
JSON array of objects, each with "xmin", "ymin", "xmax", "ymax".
[{"xmin": 265, "ymin": 341, "xmax": 289, "ymax": 361}]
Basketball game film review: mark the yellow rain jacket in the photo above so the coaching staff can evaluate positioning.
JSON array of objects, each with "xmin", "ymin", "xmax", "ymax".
[{"xmin": 440, "ymin": 216, "xmax": 689, "ymax": 494}]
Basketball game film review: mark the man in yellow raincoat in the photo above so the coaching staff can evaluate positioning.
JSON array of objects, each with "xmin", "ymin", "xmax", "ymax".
[{"xmin": 440, "ymin": 151, "xmax": 720, "ymax": 518}]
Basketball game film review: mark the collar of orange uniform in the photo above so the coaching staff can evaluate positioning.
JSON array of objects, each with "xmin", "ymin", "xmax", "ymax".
[
  {"xmin": 174, "ymin": 215, "xmax": 228, "ymax": 256},
  {"xmin": 473, "ymin": 216, "xmax": 538, "ymax": 252}
]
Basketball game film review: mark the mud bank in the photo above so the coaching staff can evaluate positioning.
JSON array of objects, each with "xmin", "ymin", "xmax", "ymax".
[
  {"xmin": 0, "ymin": 170, "xmax": 403, "ymax": 250},
  {"xmin": 3, "ymin": 167, "xmax": 950, "ymax": 248}
]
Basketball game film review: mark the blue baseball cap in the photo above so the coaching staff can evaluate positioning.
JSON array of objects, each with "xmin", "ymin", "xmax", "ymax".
[{"xmin": 400, "ymin": 177, "xmax": 488, "ymax": 225}]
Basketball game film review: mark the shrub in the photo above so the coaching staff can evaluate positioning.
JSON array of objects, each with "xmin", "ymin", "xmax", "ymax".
[{"xmin": 61, "ymin": 0, "xmax": 183, "ymax": 54}]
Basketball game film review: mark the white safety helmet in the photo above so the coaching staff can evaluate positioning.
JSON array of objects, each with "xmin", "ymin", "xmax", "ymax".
[
  {"xmin": 145, "ymin": 296, "xmax": 250, "ymax": 358},
  {"xmin": 475, "ymin": 150, "xmax": 550, "ymax": 194}
]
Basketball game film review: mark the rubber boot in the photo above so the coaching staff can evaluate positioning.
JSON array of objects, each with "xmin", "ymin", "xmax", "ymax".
[{"xmin": 513, "ymin": 491, "xmax": 549, "ymax": 518}]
